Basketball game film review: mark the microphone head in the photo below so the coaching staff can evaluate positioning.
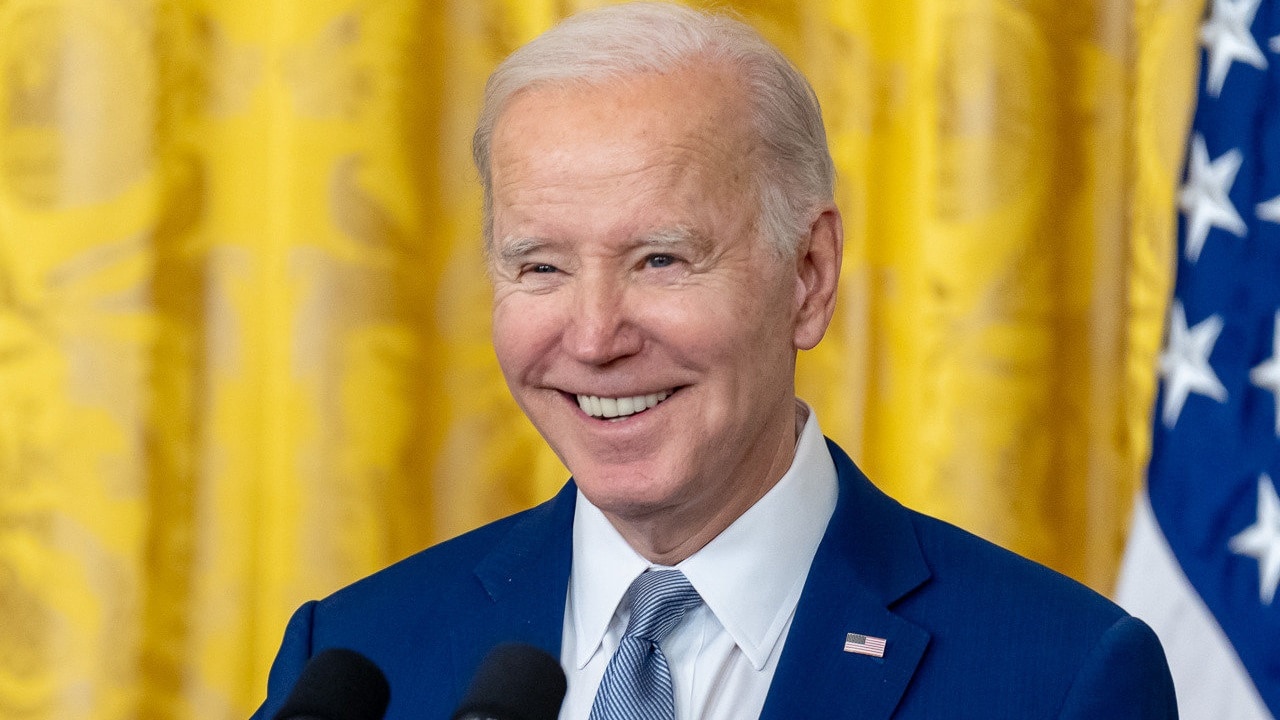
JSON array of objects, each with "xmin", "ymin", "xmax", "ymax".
[
  {"xmin": 274, "ymin": 647, "xmax": 391, "ymax": 720},
  {"xmin": 452, "ymin": 643, "xmax": 567, "ymax": 720}
]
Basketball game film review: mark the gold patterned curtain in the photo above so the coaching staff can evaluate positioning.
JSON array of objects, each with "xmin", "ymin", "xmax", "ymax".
[{"xmin": 0, "ymin": 0, "xmax": 1203, "ymax": 717}]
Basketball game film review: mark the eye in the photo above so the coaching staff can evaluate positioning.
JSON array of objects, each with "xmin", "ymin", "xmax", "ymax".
[
  {"xmin": 646, "ymin": 254, "xmax": 676, "ymax": 269},
  {"xmin": 529, "ymin": 263, "xmax": 558, "ymax": 274}
]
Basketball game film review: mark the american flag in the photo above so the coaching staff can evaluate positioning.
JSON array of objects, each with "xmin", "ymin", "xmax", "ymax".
[
  {"xmin": 843, "ymin": 632, "xmax": 887, "ymax": 658},
  {"xmin": 1116, "ymin": 0, "xmax": 1280, "ymax": 718}
]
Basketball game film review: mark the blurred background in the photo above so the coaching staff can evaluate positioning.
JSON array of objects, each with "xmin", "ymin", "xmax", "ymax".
[{"xmin": 0, "ymin": 0, "xmax": 1203, "ymax": 717}]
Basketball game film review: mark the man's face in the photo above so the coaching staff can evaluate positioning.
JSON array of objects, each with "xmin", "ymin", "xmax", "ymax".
[{"xmin": 487, "ymin": 65, "xmax": 827, "ymax": 547}]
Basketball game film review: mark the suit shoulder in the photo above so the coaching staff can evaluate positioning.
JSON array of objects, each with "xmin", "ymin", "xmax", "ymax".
[
  {"xmin": 318, "ymin": 490, "xmax": 566, "ymax": 618},
  {"xmin": 258, "ymin": 487, "xmax": 575, "ymax": 719},
  {"xmin": 904, "ymin": 508, "xmax": 1125, "ymax": 626},
  {"xmin": 891, "ymin": 510, "xmax": 1176, "ymax": 717}
]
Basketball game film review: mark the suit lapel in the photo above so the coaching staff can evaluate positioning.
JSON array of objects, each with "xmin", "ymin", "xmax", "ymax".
[
  {"xmin": 447, "ymin": 443, "xmax": 931, "ymax": 718},
  {"xmin": 449, "ymin": 482, "xmax": 577, "ymax": 696},
  {"xmin": 760, "ymin": 441, "xmax": 932, "ymax": 720}
]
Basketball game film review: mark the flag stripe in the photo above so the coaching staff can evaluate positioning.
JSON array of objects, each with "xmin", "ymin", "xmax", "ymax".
[
  {"xmin": 1117, "ymin": 495, "xmax": 1271, "ymax": 720},
  {"xmin": 1119, "ymin": 0, "xmax": 1280, "ymax": 716}
]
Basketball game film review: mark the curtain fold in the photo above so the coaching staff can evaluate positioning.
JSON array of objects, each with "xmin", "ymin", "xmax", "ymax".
[{"xmin": 0, "ymin": 0, "xmax": 1202, "ymax": 717}]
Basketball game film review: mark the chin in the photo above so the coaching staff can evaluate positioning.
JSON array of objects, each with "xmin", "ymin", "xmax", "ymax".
[{"xmin": 572, "ymin": 466, "xmax": 686, "ymax": 516}]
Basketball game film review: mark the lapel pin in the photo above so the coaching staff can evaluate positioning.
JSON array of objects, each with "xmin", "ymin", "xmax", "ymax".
[{"xmin": 843, "ymin": 632, "xmax": 887, "ymax": 658}]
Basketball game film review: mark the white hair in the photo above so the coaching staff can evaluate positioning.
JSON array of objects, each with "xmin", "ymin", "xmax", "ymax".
[{"xmin": 471, "ymin": 1, "xmax": 835, "ymax": 257}]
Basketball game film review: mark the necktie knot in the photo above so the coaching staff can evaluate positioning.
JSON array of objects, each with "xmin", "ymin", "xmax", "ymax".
[
  {"xmin": 624, "ymin": 570, "xmax": 702, "ymax": 644},
  {"xmin": 588, "ymin": 569, "xmax": 702, "ymax": 720}
]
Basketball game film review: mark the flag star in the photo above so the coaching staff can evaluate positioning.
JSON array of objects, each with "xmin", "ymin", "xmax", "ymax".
[
  {"xmin": 1229, "ymin": 474, "xmax": 1280, "ymax": 605},
  {"xmin": 1259, "ymin": 194, "xmax": 1280, "ymax": 224},
  {"xmin": 1201, "ymin": 0, "xmax": 1268, "ymax": 97},
  {"xmin": 1251, "ymin": 312, "xmax": 1280, "ymax": 435},
  {"xmin": 1159, "ymin": 301, "xmax": 1228, "ymax": 427},
  {"xmin": 1271, "ymin": 34, "xmax": 1280, "ymax": 53},
  {"xmin": 1179, "ymin": 135, "xmax": 1248, "ymax": 262}
]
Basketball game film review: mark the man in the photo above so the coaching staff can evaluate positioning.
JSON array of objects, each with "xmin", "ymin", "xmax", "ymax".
[{"xmin": 254, "ymin": 3, "xmax": 1178, "ymax": 718}]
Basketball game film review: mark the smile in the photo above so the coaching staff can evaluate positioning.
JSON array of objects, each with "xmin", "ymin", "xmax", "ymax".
[{"xmin": 576, "ymin": 390, "xmax": 672, "ymax": 419}]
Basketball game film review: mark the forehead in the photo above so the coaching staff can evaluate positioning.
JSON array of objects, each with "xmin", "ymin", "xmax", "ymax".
[
  {"xmin": 488, "ymin": 65, "xmax": 758, "ymax": 244},
  {"xmin": 494, "ymin": 62, "xmax": 753, "ymax": 153}
]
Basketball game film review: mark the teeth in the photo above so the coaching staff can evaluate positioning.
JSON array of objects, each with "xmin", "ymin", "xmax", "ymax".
[{"xmin": 576, "ymin": 390, "xmax": 671, "ymax": 419}]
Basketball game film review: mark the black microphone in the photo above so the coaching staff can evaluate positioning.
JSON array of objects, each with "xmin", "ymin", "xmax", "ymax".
[
  {"xmin": 452, "ymin": 643, "xmax": 568, "ymax": 720},
  {"xmin": 274, "ymin": 647, "xmax": 391, "ymax": 720}
]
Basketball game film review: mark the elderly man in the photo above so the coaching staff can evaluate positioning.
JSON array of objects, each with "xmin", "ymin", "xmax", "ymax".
[{"xmin": 254, "ymin": 3, "xmax": 1178, "ymax": 719}]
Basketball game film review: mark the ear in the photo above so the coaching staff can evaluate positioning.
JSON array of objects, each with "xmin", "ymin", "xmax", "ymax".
[{"xmin": 792, "ymin": 206, "xmax": 843, "ymax": 350}]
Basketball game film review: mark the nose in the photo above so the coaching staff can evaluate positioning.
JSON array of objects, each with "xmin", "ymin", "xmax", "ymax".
[{"xmin": 564, "ymin": 273, "xmax": 643, "ymax": 365}]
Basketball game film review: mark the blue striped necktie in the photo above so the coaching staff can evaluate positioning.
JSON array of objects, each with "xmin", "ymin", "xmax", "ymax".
[{"xmin": 588, "ymin": 570, "xmax": 703, "ymax": 720}]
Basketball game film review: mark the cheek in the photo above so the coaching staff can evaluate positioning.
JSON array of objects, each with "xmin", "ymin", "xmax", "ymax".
[
  {"xmin": 690, "ymin": 282, "xmax": 789, "ymax": 345},
  {"xmin": 491, "ymin": 300, "xmax": 557, "ymax": 377},
  {"xmin": 651, "ymin": 300, "xmax": 779, "ymax": 375},
  {"xmin": 642, "ymin": 296, "xmax": 737, "ymax": 358}
]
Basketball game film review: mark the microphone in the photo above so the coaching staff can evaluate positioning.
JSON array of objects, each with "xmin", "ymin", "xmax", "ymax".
[
  {"xmin": 274, "ymin": 648, "xmax": 391, "ymax": 720},
  {"xmin": 452, "ymin": 643, "xmax": 568, "ymax": 720}
]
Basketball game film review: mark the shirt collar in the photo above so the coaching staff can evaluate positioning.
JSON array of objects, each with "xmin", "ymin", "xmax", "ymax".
[
  {"xmin": 569, "ymin": 401, "xmax": 839, "ymax": 670},
  {"xmin": 570, "ymin": 494, "xmax": 652, "ymax": 668}
]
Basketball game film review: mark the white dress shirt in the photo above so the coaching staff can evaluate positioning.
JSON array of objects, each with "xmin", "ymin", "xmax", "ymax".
[{"xmin": 559, "ymin": 401, "xmax": 839, "ymax": 719}]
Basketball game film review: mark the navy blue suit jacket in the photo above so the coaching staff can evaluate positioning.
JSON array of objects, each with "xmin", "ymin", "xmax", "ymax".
[{"xmin": 253, "ymin": 440, "xmax": 1177, "ymax": 719}]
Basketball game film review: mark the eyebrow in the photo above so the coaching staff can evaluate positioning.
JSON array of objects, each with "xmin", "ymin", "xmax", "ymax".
[
  {"xmin": 494, "ymin": 236, "xmax": 549, "ymax": 263},
  {"xmin": 493, "ymin": 226, "xmax": 711, "ymax": 263},
  {"xmin": 640, "ymin": 225, "xmax": 695, "ymax": 246},
  {"xmin": 637, "ymin": 226, "xmax": 712, "ymax": 254}
]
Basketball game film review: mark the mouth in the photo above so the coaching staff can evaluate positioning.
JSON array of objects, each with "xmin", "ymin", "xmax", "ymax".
[{"xmin": 574, "ymin": 389, "xmax": 675, "ymax": 420}]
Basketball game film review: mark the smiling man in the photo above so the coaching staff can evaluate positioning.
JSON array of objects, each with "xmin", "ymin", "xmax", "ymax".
[
  {"xmin": 253, "ymin": 4, "xmax": 1178, "ymax": 719},
  {"xmin": 485, "ymin": 58, "xmax": 838, "ymax": 568}
]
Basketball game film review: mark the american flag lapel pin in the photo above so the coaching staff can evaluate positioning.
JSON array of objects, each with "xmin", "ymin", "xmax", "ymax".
[{"xmin": 843, "ymin": 632, "xmax": 887, "ymax": 658}]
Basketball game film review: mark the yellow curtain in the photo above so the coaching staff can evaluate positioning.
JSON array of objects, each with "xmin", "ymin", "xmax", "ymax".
[{"xmin": 0, "ymin": 0, "xmax": 1203, "ymax": 717}]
